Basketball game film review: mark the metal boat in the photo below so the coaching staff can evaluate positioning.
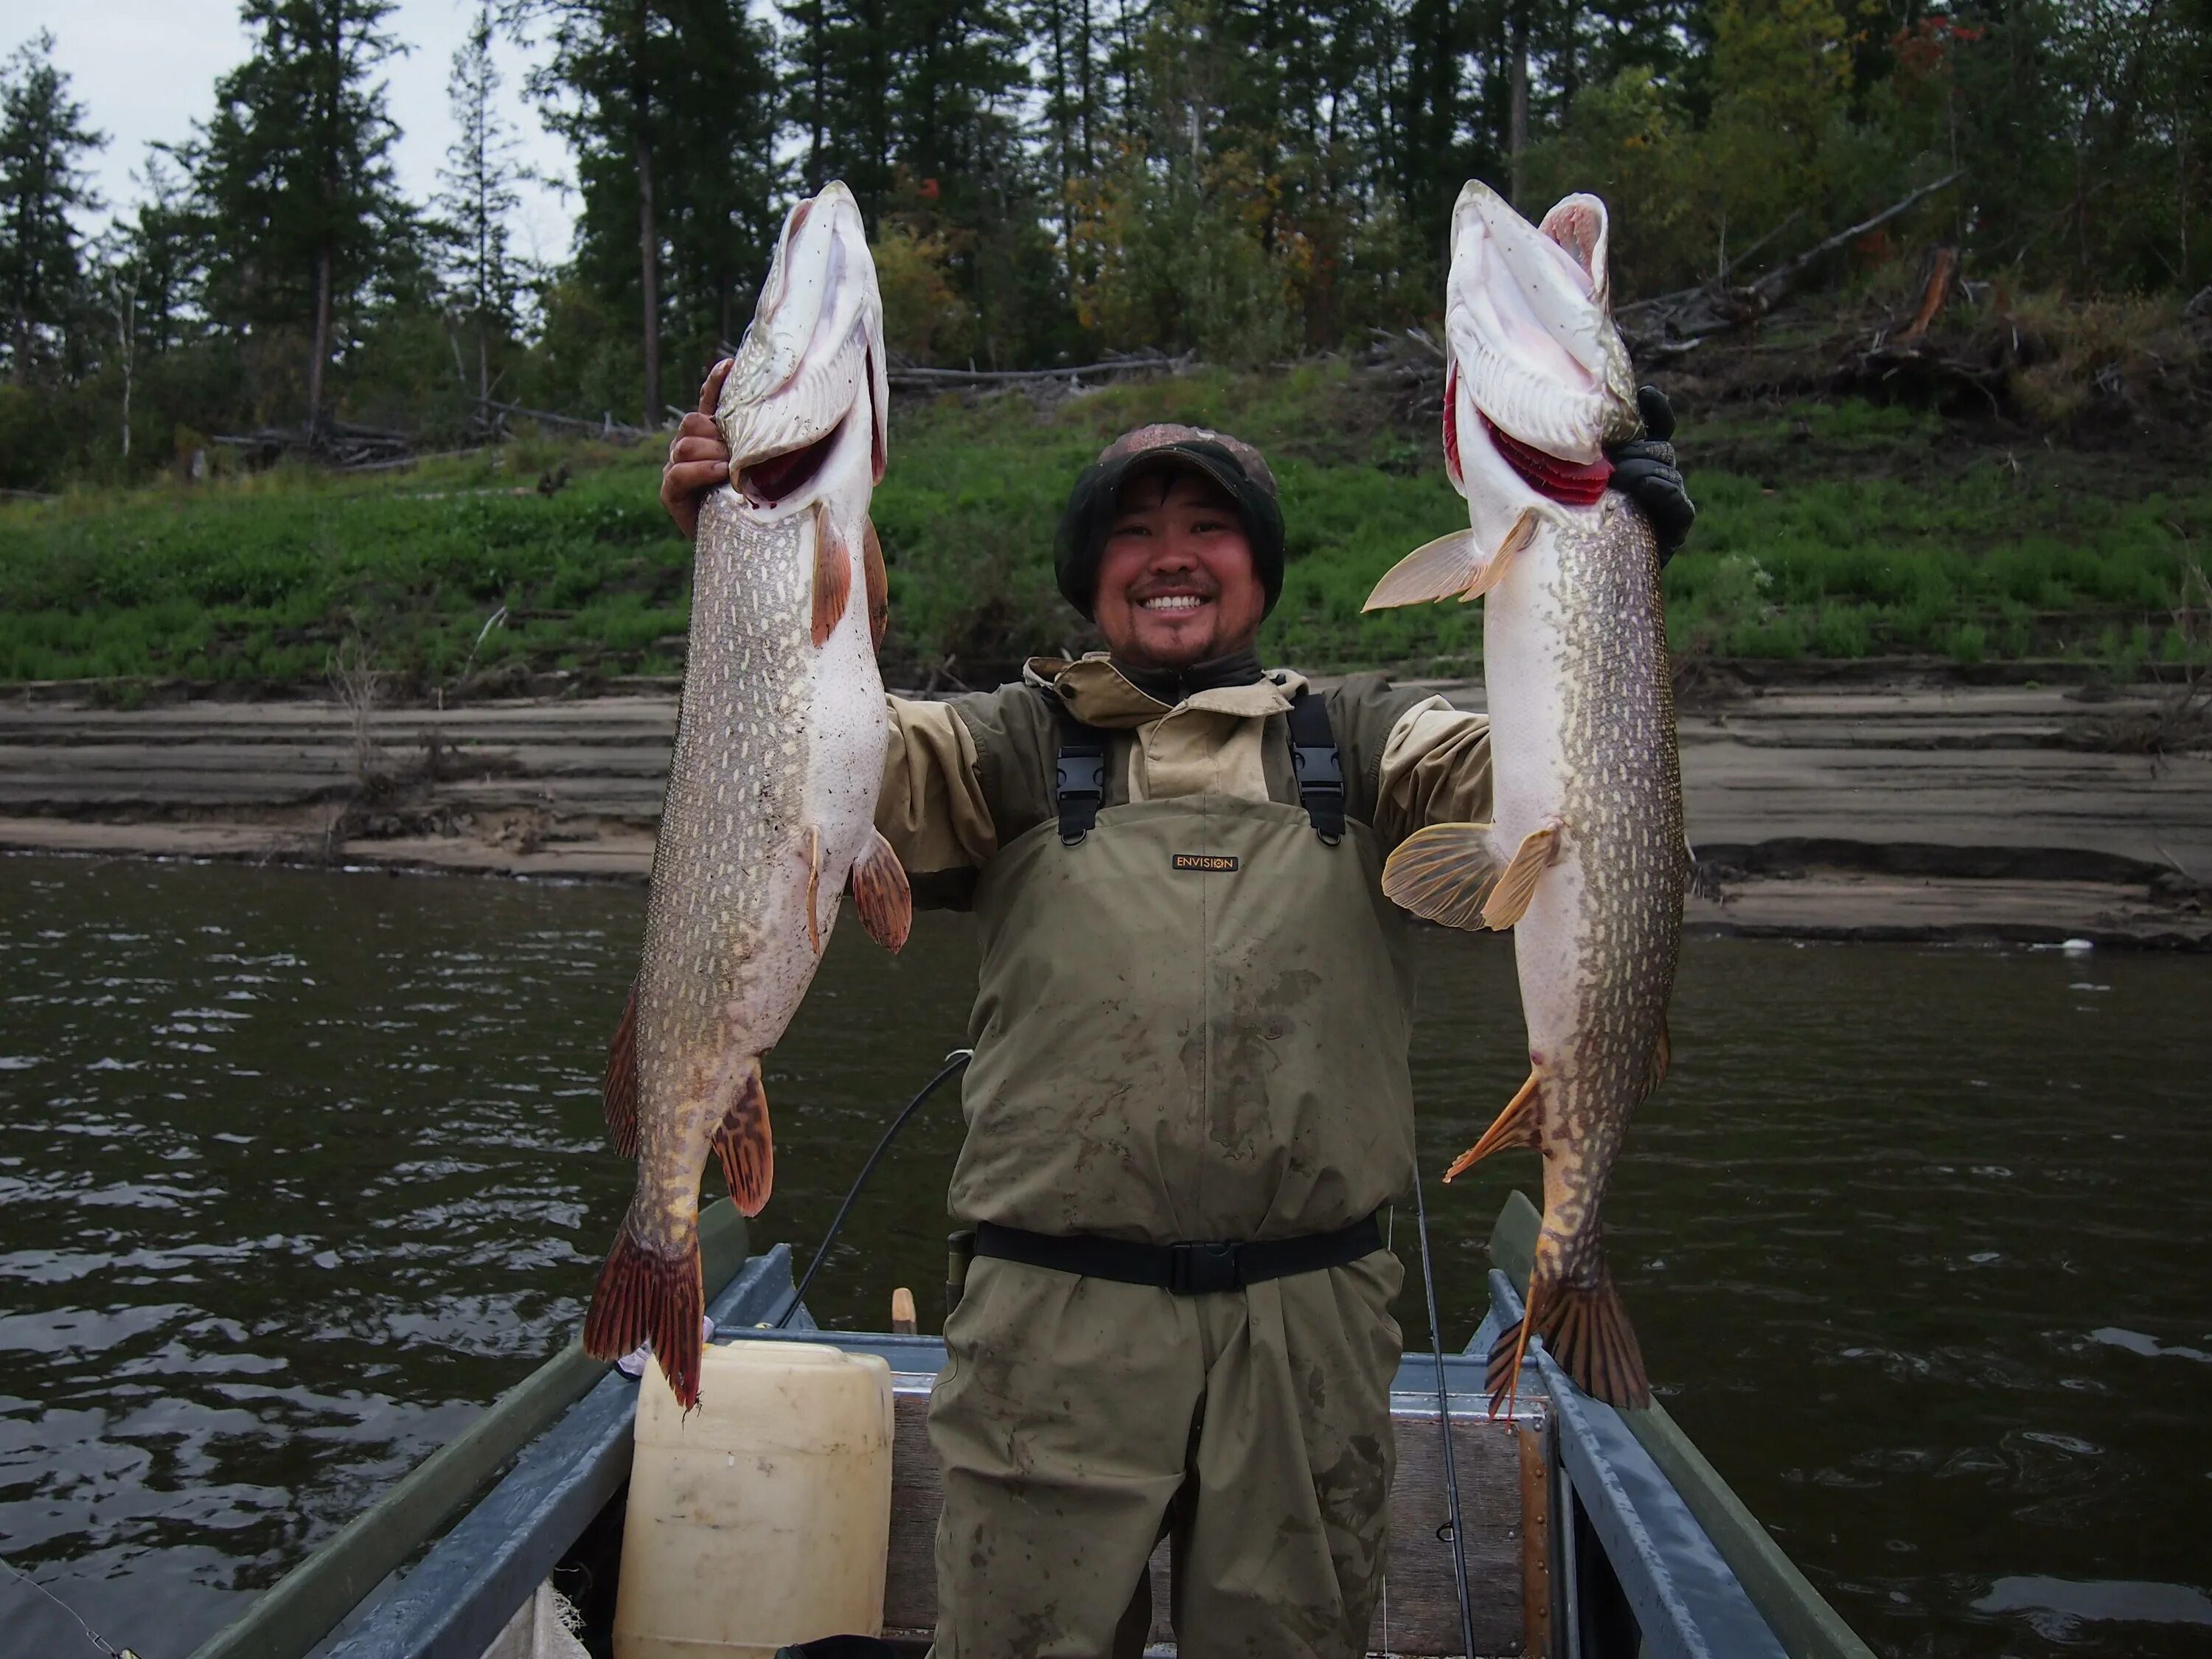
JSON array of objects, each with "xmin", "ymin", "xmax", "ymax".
[{"xmin": 184, "ymin": 1194, "xmax": 1874, "ymax": 1659}]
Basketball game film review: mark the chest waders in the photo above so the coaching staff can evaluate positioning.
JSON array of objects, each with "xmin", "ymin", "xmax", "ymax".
[{"xmin": 927, "ymin": 689, "xmax": 1420, "ymax": 1659}]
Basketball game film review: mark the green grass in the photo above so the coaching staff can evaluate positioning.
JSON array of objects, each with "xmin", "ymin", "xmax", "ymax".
[{"xmin": 1, "ymin": 368, "xmax": 2205, "ymax": 687}]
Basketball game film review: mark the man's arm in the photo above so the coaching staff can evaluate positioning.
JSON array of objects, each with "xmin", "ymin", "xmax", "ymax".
[
  {"xmin": 880, "ymin": 696, "xmax": 999, "ymax": 874},
  {"xmin": 1372, "ymin": 698, "xmax": 1493, "ymax": 852}
]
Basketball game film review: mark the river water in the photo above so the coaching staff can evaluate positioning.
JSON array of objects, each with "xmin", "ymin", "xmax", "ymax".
[{"xmin": 0, "ymin": 854, "xmax": 2205, "ymax": 1659}]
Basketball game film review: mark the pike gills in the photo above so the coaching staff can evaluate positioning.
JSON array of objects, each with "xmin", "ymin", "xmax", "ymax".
[
  {"xmin": 1364, "ymin": 181, "xmax": 1685, "ymax": 1411},
  {"xmin": 583, "ymin": 183, "xmax": 911, "ymax": 1407}
]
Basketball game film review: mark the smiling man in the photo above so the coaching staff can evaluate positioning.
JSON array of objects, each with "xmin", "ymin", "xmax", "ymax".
[{"xmin": 663, "ymin": 400, "xmax": 1690, "ymax": 1658}]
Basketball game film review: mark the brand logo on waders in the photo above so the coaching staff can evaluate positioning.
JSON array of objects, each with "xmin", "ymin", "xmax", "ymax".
[{"xmin": 1172, "ymin": 853, "xmax": 1239, "ymax": 873}]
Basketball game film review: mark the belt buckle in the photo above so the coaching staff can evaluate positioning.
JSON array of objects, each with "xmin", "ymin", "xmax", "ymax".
[{"xmin": 1168, "ymin": 1240, "xmax": 1241, "ymax": 1295}]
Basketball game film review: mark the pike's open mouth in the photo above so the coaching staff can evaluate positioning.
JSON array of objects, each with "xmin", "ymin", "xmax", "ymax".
[{"xmin": 738, "ymin": 414, "xmax": 846, "ymax": 507}]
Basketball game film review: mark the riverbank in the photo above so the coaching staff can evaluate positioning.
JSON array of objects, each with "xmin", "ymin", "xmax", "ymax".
[
  {"xmin": 4, "ymin": 365, "xmax": 2208, "ymax": 690},
  {"xmin": 4, "ymin": 676, "xmax": 2206, "ymax": 947}
]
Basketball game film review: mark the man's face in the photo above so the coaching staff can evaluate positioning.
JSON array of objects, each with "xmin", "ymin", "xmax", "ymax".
[{"xmin": 1092, "ymin": 467, "xmax": 1267, "ymax": 670}]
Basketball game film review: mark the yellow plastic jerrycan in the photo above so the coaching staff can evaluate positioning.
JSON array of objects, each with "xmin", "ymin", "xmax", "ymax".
[{"xmin": 613, "ymin": 1340, "xmax": 896, "ymax": 1658}]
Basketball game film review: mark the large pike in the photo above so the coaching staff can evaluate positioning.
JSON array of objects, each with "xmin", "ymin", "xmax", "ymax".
[
  {"xmin": 1365, "ymin": 182, "xmax": 1685, "ymax": 1411},
  {"xmin": 583, "ymin": 183, "xmax": 911, "ymax": 1406}
]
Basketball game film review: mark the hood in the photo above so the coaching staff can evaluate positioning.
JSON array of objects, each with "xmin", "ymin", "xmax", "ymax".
[
  {"xmin": 1443, "ymin": 181, "xmax": 1640, "ymax": 475},
  {"xmin": 718, "ymin": 181, "xmax": 888, "ymax": 511}
]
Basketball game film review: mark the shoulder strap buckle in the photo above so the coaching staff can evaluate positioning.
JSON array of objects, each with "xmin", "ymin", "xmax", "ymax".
[
  {"xmin": 1285, "ymin": 690, "xmax": 1345, "ymax": 844},
  {"xmin": 1054, "ymin": 712, "xmax": 1110, "ymax": 845}
]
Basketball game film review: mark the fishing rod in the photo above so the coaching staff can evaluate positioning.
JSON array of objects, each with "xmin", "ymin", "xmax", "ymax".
[
  {"xmin": 1412, "ymin": 1169, "xmax": 1478, "ymax": 1659},
  {"xmin": 773, "ymin": 1048, "xmax": 974, "ymax": 1329},
  {"xmin": 0, "ymin": 1551, "xmax": 141, "ymax": 1659}
]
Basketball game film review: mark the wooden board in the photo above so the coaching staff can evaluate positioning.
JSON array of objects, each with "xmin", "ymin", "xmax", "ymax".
[{"xmin": 881, "ymin": 1377, "xmax": 1540, "ymax": 1658}]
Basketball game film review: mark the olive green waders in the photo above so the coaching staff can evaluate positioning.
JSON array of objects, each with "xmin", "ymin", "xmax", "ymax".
[{"xmin": 929, "ymin": 753, "xmax": 1421, "ymax": 1658}]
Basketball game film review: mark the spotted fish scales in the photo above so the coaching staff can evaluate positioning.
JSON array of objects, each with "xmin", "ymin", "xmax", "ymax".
[
  {"xmin": 1365, "ymin": 181, "xmax": 1686, "ymax": 1410},
  {"xmin": 582, "ymin": 184, "xmax": 908, "ymax": 1408}
]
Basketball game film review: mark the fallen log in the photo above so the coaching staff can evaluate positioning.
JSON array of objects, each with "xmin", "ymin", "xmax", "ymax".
[
  {"xmin": 887, "ymin": 352, "xmax": 1193, "ymax": 386},
  {"xmin": 1618, "ymin": 172, "xmax": 1966, "ymax": 348}
]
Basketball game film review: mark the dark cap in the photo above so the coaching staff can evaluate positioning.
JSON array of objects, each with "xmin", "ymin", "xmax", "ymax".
[{"xmin": 1054, "ymin": 424, "xmax": 1286, "ymax": 619}]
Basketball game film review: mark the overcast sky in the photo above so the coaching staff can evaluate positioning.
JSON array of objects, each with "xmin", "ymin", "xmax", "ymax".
[{"xmin": 10, "ymin": 0, "xmax": 580, "ymax": 266}]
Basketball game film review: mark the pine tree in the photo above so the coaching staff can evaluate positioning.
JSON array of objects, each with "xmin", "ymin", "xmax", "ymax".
[
  {"xmin": 123, "ymin": 150, "xmax": 202, "ymax": 360},
  {"xmin": 0, "ymin": 32, "xmax": 105, "ymax": 387},
  {"xmin": 189, "ymin": 0, "xmax": 414, "ymax": 434},
  {"xmin": 532, "ymin": 0, "xmax": 780, "ymax": 422},
  {"xmin": 438, "ymin": 2, "xmax": 528, "ymax": 426}
]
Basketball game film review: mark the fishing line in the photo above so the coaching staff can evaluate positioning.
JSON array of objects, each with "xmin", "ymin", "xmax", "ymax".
[
  {"xmin": 1412, "ymin": 1168, "xmax": 1478, "ymax": 1659},
  {"xmin": 0, "ymin": 1551, "xmax": 139, "ymax": 1659},
  {"xmin": 773, "ymin": 1048, "xmax": 974, "ymax": 1329}
]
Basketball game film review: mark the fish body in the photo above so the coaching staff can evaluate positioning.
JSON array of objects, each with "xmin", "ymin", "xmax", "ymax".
[
  {"xmin": 1366, "ymin": 181, "xmax": 1685, "ymax": 1410},
  {"xmin": 584, "ymin": 184, "xmax": 909, "ymax": 1406}
]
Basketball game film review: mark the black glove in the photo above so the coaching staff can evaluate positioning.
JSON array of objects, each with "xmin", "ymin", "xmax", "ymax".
[{"xmin": 1607, "ymin": 384, "xmax": 1695, "ymax": 562}]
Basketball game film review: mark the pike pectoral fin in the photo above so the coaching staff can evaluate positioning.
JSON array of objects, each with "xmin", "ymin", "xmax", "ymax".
[
  {"xmin": 811, "ymin": 501, "xmax": 852, "ymax": 647},
  {"xmin": 863, "ymin": 517, "xmax": 889, "ymax": 651},
  {"xmin": 852, "ymin": 828, "xmax": 913, "ymax": 953},
  {"xmin": 1459, "ymin": 509, "xmax": 1540, "ymax": 602},
  {"xmin": 1481, "ymin": 824, "xmax": 1560, "ymax": 930},
  {"xmin": 1360, "ymin": 509, "xmax": 1537, "ymax": 611},
  {"xmin": 1444, "ymin": 1071, "xmax": 1541, "ymax": 1180},
  {"xmin": 1363, "ymin": 529, "xmax": 1478, "ymax": 611},
  {"xmin": 583, "ymin": 1220, "xmax": 706, "ymax": 1408},
  {"xmin": 1381, "ymin": 823, "xmax": 1503, "ymax": 929},
  {"xmin": 602, "ymin": 980, "xmax": 641, "ymax": 1157},
  {"xmin": 712, "ymin": 1063, "xmax": 774, "ymax": 1217}
]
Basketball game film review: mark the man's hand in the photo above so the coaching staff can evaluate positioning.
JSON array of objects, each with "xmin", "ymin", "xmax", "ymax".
[
  {"xmin": 1607, "ymin": 384, "xmax": 1696, "ymax": 563},
  {"xmin": 661, "ymin": 358, "xmax": 734, "ymax": 543}
]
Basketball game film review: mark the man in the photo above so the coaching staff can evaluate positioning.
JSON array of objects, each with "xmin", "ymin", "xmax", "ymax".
[{"xmin": 663, "ymin": 372, "xmax": 1691, "ymax": 1657}]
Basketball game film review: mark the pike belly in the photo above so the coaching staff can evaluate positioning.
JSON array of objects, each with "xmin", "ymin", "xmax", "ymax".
[{"xmin": 1480, "ymin": 493, "xmax": 1683, "ymax": 1406}]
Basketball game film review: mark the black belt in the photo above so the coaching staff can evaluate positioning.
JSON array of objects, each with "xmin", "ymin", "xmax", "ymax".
[{"xmin": 972, "ymin": 1211, "xmax": 1384, "ymax": 1296}]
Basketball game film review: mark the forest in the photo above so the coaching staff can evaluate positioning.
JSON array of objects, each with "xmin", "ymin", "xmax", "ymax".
[{"xmin": 1, "ymin": 0, "xmax": 2208, "ymax": 490}]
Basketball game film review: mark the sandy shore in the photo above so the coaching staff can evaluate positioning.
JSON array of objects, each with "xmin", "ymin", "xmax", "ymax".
[{"xmin": 2, "ymin": 678, "xmax": 2207, "ymax": 947}]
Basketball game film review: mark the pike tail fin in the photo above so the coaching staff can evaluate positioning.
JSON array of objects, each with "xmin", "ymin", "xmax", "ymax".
[
  {"xmin": 711, "ymin": 1062, "xmax": 774, "ymax": 1217},
  {"xmin": 583, "ymin": 1219, "xmax": 706, "ymax": 1407},
  {"xmin": 602, "ymin": 981, "xmax": 640, "ymax": 1157},
  {"xmin": 1489, "ymin": 1266, "xmax": 1651, "ymax": 1413},
  {"xmin": 852, "ymin": 828, "xmax": 913, "ymax": 952}
]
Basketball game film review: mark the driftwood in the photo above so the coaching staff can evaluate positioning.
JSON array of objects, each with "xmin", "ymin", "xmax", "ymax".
[{"xmin": 1620, "ymin": 171, "xmax": 1966, "ymax": 352}]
